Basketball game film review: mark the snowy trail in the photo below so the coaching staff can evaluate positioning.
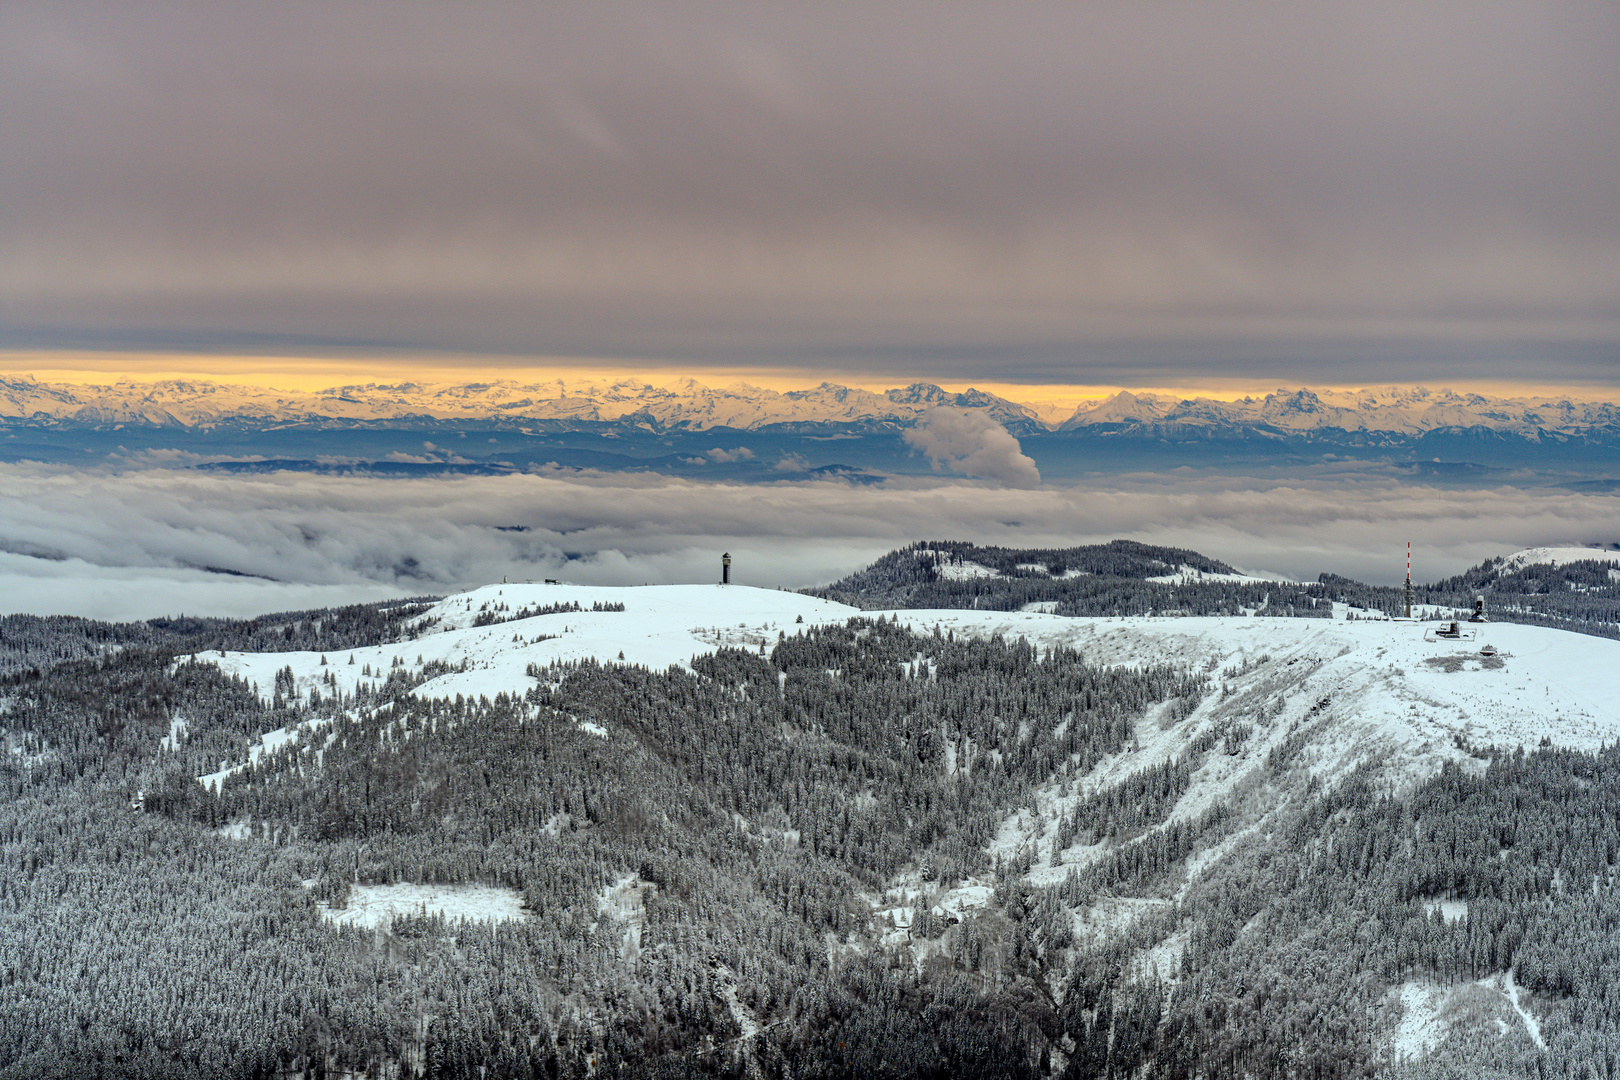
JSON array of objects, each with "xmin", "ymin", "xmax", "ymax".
[{"xmin": 1502, "ymin": 968, "xmax": 1546, "ymax": 1050}]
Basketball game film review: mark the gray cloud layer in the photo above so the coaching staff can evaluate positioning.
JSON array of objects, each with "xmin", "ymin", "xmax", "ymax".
[
  {"xmin": 2, "ymin": 2, "xmax": 1618, "ymax": 384},
  {"xmin": 1, "ymin": 464, "xmax": 1616, "ymax": 620}
]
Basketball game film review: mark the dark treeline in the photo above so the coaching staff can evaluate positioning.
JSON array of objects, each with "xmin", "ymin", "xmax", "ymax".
[
  {"xmin": 812, "ymin": 542, "xmax": 1332, "ymax": 620},
  {"xmin": 0, "ymin": 598, "xmax": 440, "ymax": 681},
  {"xmin": 821, "ymin": 540, "xmax": 1237, "ymax": 594},
  {"xmin": 472, "ymin": 599, "xmax": 626, "ymax": 627},
  {"xmin": 0, "ymin": 613, "xmax": 165, "ymax": 680},
  {"xmin": 155, "ymin": 598, "xmax": 442, "ymax": 653},
  {"xmin": 813, "ymin": 541, "xmax": 1620, "ymax": 638}
]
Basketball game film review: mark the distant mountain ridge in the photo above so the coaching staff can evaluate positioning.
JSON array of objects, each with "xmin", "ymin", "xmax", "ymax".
[
  {"xmin": 4, "ymin": 375, "xmax": 1619, "ymax": 439},
  {"xmin": 0, "ymin": 375, "xmax": 1043, "ymax": 433},
  {"xmin": 1056, "ymin": 385, "xmax": 1620, "ymax": 439}
]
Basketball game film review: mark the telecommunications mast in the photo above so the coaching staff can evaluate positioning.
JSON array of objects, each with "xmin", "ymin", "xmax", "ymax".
[
  {"xmin": 722, "ymin": 552, "xmax": 732, "ymax": 586},
  {"xmin": 1405, "ymin": 541, "xmax": 1413, "ymax": 620}
]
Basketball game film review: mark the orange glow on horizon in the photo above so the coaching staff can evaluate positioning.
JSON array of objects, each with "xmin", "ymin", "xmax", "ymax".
[{"xmin": 3, "ymin": 350, "xmax": 1617, "ymax": 409}]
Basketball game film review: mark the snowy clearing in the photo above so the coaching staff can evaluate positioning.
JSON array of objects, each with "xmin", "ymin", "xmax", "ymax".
[
  {"xmin": 1144, "ymin": 564, "xmax": 1276, "ymax": 586},
  {"xmin": 1390, "ymin": 969, "xmax": 1545, "ymax": 1064},
  {"xmin": 319, "ymin": 883, "xmax": 527, "ymax": 929},
  {"xmin": 933, "ymin": 560, "xmax": 1002, "ymax": 581},
  {"xmin": 596, "ymin": 873, "xmax": 654, "ymax": 964},
  {"xmin": 1422, "ymin": 898, "xmax": 1470, "ymax": 924},
  {"xmin": 1392, "ymin": 982, "xmax": 1453, "ymax": 1063}
]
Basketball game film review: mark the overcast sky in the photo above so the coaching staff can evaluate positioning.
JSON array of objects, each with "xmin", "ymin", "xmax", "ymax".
[{"xmin": 3, "ymin": 1, "xmax": 1617, "ymax": 389}]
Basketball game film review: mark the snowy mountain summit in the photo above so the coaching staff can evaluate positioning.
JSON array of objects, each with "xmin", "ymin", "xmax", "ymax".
[
  {"xmin": 1057, "ymin": 384, "xmax": 1620, "ymax": 438},
  {"xmin": 0, "ymin": 375, "xmax": 1044, "ymax": 432},
  {"xmin": 5, "ymin": 374, "xmax": 1620, "ymax": 437}
]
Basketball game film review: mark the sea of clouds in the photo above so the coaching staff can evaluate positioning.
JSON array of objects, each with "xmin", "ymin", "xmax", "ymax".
[{"xmin": 2, "ymin": 462, "xmax": 1617, "ymax": 622}]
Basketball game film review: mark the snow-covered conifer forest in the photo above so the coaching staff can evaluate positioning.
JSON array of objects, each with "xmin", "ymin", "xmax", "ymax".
[{"xmin": 2, "ymin": 540, "xmax": 1619, "ymax": 1078}]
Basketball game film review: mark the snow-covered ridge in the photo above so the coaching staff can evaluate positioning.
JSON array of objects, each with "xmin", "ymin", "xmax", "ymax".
[
  {"xmin": 202, "ymin": 584, "xmax": 862, "ymax": 711},
  {"xmin": 1496, "ymin": 545, "xmax": 1620, "ymax": 570},
  {"xmin": 189, "ymin": 581, "xmax": 1620, "ymax": 1033},
  {"xmin": 922, "ymin": 609, "xmax": 1620, "ymax": 899},
  {"xmin": 4, "ymin": 375, "xmax": 1620, "ymax": 436},
  {"xmin": 0, "ymin": 375, "xmax": 1039, "ymax": 432},
  {"xmin": 193, "ymin": 583, "xmax": 1620, "ymax": 814},
  {"xmin": 1056, "ymin": 385, "xmax": 1620, "ymax": 437}
]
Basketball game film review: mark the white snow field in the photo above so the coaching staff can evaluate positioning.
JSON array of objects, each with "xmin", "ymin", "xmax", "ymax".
[
  {"xmin": 202, "ymin": 583, "xmax": 861, "ymax": 709},
  {"xmin": 318, "ymin": 882, "xmax": 526, "ymax": 929},
  {"xmin": 1389, "ymin": 968, "xmax": 1545, "ymax": 1064}
]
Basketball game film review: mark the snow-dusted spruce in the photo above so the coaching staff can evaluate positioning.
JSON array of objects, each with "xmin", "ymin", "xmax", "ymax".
[{"xmin": 1, "ymin": 563, "xmax": 1619, "ymax": 1076}]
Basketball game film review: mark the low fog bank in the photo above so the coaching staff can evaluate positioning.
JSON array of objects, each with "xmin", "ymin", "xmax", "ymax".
[
  {"xmin": 0, "ymin": 552, "xmax": 408, "ymax": 623},
  {"xmin": 1, "ymin": 464, "xmax": 1615, "ymax": 621}
]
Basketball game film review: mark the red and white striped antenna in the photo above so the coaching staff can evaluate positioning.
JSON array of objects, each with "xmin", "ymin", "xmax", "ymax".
[{"xmin": 1405, "ymin": 540, "xmax": 1413, "ymax": 619}]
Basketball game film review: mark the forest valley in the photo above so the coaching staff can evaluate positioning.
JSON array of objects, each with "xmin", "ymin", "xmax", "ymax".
[{"xmin": 1, "ymin": 541, "xmax": 1619, "ymax": 1078}]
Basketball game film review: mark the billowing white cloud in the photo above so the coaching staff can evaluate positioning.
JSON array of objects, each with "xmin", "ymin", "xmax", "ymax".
[
  {"xmin": 1, "ymin": 463, "xmax": 1617, "ymax": 620},
  {"xmin": 903, "ymin": 407, "xmax": 1041, "ymax": 487}
]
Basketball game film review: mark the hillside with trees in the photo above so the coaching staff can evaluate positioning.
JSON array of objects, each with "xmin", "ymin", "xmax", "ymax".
[{"xmin": 2, "ymin": 590, "xmax": 1619, "ymax": 1076}]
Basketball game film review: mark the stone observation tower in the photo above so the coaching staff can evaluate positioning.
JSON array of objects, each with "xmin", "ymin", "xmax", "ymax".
[{"xmin": 721, "ymin": 552, "xmax": 732, "ymax": 585}]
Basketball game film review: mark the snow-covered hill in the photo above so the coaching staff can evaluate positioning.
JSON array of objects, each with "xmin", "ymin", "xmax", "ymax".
[
  {"xmin": 1495, "ymin": 545, "xmax": 1620, "ymax": 570},
  {"xmin": 203, "ymin": 584, "xmax": 856, "ymax": 711},
  {"xmin": 197, "ymin": 583, "xmax": 1620, "ymax": 832},
  {"xmin": 176, "ymin": 581, "xmax": 1620, "ymax": 1071}
]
